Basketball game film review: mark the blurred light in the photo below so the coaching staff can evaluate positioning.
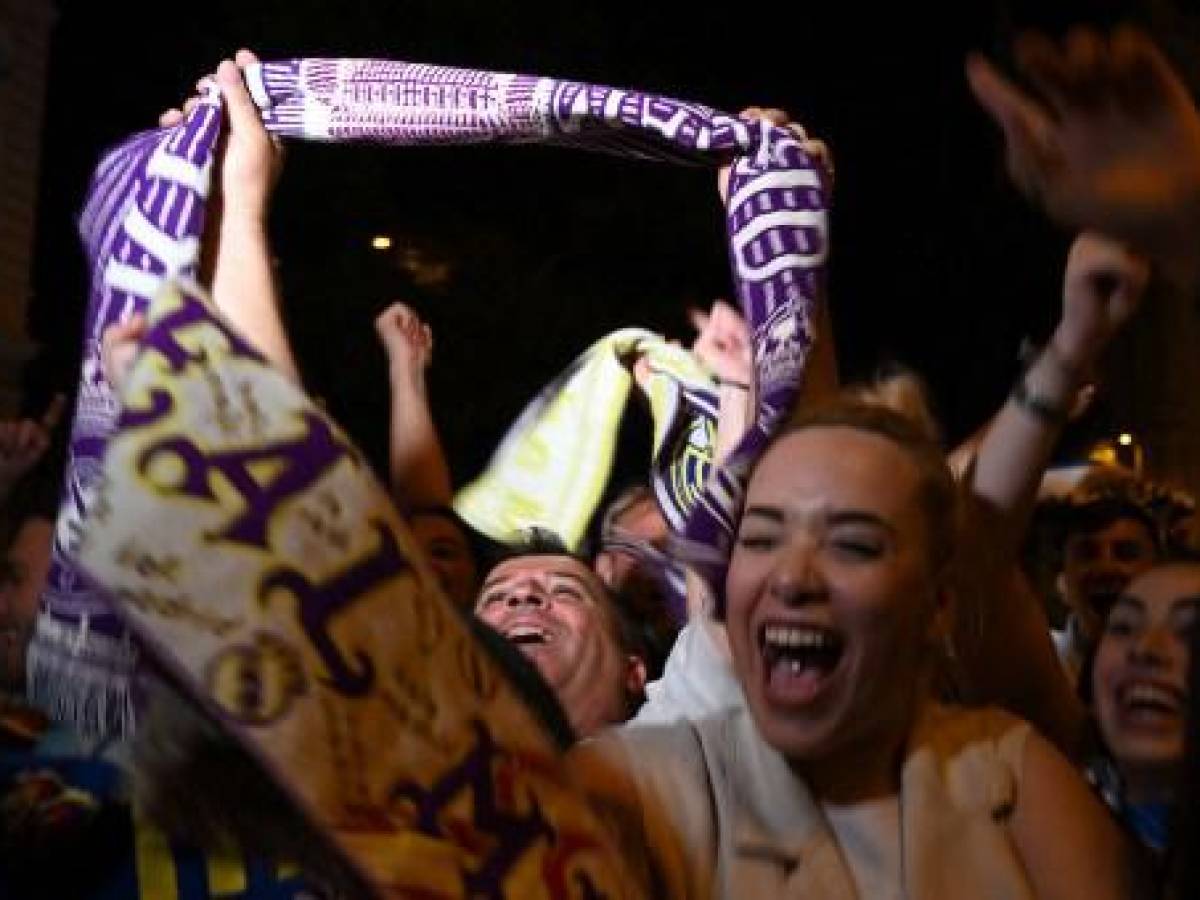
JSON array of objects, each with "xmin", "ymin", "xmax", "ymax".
[
  {"xmin": 1088, "ymin": 441, "xmax": 1119, "ymax": 467},
  {"xmin": 1118, "ymin": 432, "xmax": 1134, "ymax": 447},
  {"xmin": 371, "ymin": 235, "xmax": 393, "ymax": 251}
]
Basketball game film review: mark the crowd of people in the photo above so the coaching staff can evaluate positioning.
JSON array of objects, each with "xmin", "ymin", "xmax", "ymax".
[{"xmin": 1, "ymin": 22, "xmax": 1199, "ymax": 900}]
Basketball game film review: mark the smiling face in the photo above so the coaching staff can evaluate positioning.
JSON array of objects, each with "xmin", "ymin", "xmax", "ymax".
[
  {"xmin": 725, "ymin": 426, "xmax": 943, "ymax": 768},
  {"xmin": 1092, "ymin": 562, "xmax": 1198, "ymax": 791},
  {"xmin": 474, "ymin": 554, "xmax": 643, "ymax": 737}
]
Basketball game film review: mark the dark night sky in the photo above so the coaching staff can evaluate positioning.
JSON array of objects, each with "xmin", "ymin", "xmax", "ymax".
[{"xmin": 26, "ymin": 0, "xmax": 1200, "ymax": 489}]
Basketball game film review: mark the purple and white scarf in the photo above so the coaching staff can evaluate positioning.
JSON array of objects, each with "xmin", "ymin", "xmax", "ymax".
[{"xmin": 33, "ymin": 59, "xmax": 828, "ymax": 760}]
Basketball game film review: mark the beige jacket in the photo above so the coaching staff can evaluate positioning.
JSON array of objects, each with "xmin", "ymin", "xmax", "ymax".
[{"xmin": 574, "ymin": 703, "xmax": 1033, "ymax": 900}]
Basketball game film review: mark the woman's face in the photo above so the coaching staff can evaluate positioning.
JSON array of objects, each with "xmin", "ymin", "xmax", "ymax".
[
  {"xmin": 725, "ymin": 427, "xmax": 941, "ymax": 763},
  {"xmin": 409, "ymin": 513, "xmax": 479, "ymax": 608},
  {"xmin": 1093, "ymin": 563, "xmax": 1198, "ymax": 782}
]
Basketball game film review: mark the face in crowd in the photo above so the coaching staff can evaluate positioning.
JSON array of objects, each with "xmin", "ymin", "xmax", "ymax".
[
  {"xmin": 408, "ymin": 510, "xmax": 479, "ymax": 608},
  {"xmin": 1061, "ymin": 514, "xmax": 1158, "ymax": 643},
  {"xmin": 474, "ymin": 553, "xmax": 646, "ymax": 738},
  {"xmin": 725, "ymin": 414, "xmax": 953, "ymax": 783},
  {"xmin": 1092, "ymin": 561, "xmax": 1197, "ymax": 798}
]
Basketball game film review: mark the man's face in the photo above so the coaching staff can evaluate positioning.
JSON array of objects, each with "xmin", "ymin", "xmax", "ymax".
[
  {"xmin": 1062, "ymin": 516, "xmax": 1157, "ymax": 640},
  {"xmin": 475, "ymin": 554, "xmax": 641, "ymax": 737},
  {"xmin": 409, "ymin": 513, "xmax": 478, "ymax": 608}
]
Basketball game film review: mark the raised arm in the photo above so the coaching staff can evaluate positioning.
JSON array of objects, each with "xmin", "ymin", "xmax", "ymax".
[
  {"xmin": 970, "ymin": 231, "xmax": 1148, "ymax": 557},
  {"xmin": 162, "ymin": 50, "xmax": 299, "ymax": 381},
  {"xmin": 375, "ymin": 301, "xmax": 454, "ymax": 511},
  {"xmin": 688, "ymin": 299, "xmax": 753, "ymax": 466},
  {"xmin": 954, "ymin": 232, "xmax": 1147, "ymax": 754}
]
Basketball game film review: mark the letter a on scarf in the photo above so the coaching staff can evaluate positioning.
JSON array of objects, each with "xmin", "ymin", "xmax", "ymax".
[{"xmin": 43, "ymin": 57, "xmax": 826, "ymax": 898}]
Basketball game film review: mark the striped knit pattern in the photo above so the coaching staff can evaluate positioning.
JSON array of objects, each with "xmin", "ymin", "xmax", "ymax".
[{"xmin": 39, "ymin": 57, "xmax": 827, "ymax": 741}]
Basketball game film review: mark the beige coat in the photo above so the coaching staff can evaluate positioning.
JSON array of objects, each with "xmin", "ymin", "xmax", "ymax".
[{"xmin": 573, "ymin": 703, "xmax": 1034, "ymax": 900}]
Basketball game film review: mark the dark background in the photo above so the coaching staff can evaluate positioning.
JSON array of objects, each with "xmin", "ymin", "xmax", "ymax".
[{"xmin": 27, "ymin": 0, "xmax": 1200, "ymax": 491}]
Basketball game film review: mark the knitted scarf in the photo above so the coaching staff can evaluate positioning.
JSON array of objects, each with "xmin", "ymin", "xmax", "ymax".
[
  {"xmin": 43, "ymin": 58, "xmax": 826, "ymax": 897},
  {"xmin": 453, "ymin": 328, "xmax": 716, "ymax": 541}
]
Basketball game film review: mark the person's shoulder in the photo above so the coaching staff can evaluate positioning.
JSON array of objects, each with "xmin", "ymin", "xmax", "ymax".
[
  {"xmin": 570, "ymin": 713, "xmax": 726, "ymax": 897},
  {"xmin": 583, "ymin": 707, "xmax": 746, "ymax": 791},
  {"xmin": 573, "ymin": 714, "xmax": 729, "ymax": 824},
  {"xmin": 913, "ymin": 702, "xmax": 1030, "ymax": 751},
  {"xmin": 608, "ymin": 708, "xmax": 714, "ymax": 758}
]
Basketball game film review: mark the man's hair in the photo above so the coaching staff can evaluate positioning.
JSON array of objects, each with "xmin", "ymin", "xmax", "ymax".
[
  {"xmin": 485, "ymin": 528, "xmax": 645, "ymax": 657},
  {"xmin": 1047, "ymin": 468, "xmax": 1196, "ymax": 561},
  {"xmin": 490, "ymin": 527, "xmax": 585, "ymax": 568}
]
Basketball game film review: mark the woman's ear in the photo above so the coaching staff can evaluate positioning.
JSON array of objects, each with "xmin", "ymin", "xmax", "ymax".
[{"xmin": 625, "ymin": 654, "xmax": 648, "ymax": 698}]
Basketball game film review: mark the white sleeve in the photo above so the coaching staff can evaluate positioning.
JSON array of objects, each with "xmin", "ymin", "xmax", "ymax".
[{"xmin": 629, "ymin": 619, "xmax": 743, "ymax": 726}]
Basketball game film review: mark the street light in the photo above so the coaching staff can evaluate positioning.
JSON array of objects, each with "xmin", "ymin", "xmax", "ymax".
[
  {"xmin": 371, "ymin": 235, "xmax": 393, "ymax": 251},
  {"xmin": 1118, "ymin": 432, "xmax": 1134, "ymax": 447}
]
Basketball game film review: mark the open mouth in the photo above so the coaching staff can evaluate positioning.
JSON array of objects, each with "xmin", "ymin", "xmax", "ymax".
[
  {"xmin": 1117, "ymin": 680, "xmax": 1186, "ymax": 723},
  {"xmin": 759, "ymin": 622, "xmax": 845, "ymax": 704},
  {"xmin": 505, "ymin": 624, "xmax": 552, "ymax": 647}
]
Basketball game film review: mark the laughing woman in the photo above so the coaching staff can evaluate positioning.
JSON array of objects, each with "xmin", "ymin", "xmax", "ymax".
[
  {"xmin": 573, "ymin": 401, "xmax": 1133, "ymax": 900},
  {"xmin": 1085, "ymin": 556, "xmax": 1198, "ymax": 857}
]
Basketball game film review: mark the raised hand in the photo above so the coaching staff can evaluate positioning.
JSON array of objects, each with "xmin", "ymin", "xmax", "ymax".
[
  {"xmin": 375, "ymin": 302, "xmax": 434, "ymax": 388},
  {"xmin": 100, "ymin": 314, "xmax": 149, "ymax": 392},
  {"xmin": 689, "ymin": 300, "xmax": 751, "ymax": 387},
  {"xmin": 718, "ymin": 107, "xmax": 833, "ymax": 203},
  {"xmin": 160, "ymin": 49, "xmax": 283, "ymax": 230},
  {"xmin": 1051, "ymin": 231, "xmax": 1150, "ymax": 372},
  {"xmin": 967, "ymin": 27, "xmax": 1200, "ymax": 263},
  {"xmin": 159, "ymin": 49, "xmax": 298, "ymax": 380}
]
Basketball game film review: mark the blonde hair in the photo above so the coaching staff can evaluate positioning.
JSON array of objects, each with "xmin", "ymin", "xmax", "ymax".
[
  {"xmin": 839, "ymin": 367, "xmax": 942, "ymax": 445},
  {"xmin": 778, "ymin": 393, "xmax": 957, "ymax": 570}
]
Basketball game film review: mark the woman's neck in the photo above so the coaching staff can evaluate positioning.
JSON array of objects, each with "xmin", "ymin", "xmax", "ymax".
[
  {"xmin": 794, "ymin": 729, "xmax": 906, "ymax": 805},
  {"xmin": 795, "ymin": 678, "xmax": 929, "ymax": 805}
]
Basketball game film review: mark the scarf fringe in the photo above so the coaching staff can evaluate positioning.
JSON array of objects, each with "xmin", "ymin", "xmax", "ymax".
[{"xmin": 25, "ymin": 615, "xmax": 138, "ymax": 741}]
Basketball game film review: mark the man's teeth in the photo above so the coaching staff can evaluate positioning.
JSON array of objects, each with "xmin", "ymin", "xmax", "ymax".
[{"xmin": 764, "ymin": 624, "xmax": 838, "ymax": 650}]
